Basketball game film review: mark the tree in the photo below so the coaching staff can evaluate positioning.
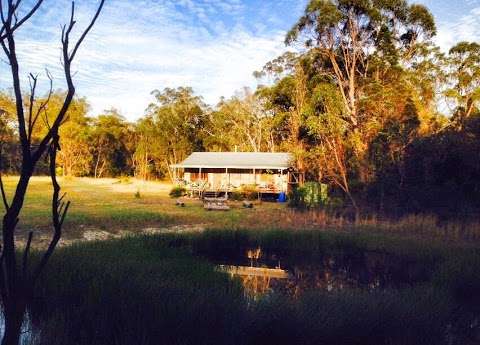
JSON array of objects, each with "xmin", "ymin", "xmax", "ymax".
[
  {"xmin": 57, "ymin": 97, "xmax": 92, "ymax": 177},
  {"xmin": 256, "ymin": 52, "xmax": 312, "ymax": 176},
  {"xmin": 206, "ymin": 88, "xmax": 275, "ymax": 152},
  {"xmin": 444, "ymin": 41, "xmax": 480, "ymax": 125},
  {"xmin": 0, "ymin": 1, "xmax": 104, "ymax": 344},
  {"xmin": 141, "ymin": 87, "xmax": 208, "ymax": 181},
  {"xmin": 29, "ymin": 93, "xmax": 92, "ymax": 177},
  {"xmin": 0, "ymin": 92, "xmax": 19, "ymax": 174},
  {"xmin": 282, "ymin": 0, "xmax": 436, "ymax": 214},
  {"xmin": 133, "ymin": 117, "xmax": 157, "ymax": 180},
  {"xmin": 90, "ymin": 109, "xmax": 132, "ymax": 178}
]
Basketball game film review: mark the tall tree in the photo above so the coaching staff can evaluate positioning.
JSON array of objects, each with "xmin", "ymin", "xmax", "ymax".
[
  {"xmin": 141, "ymin": 87, "xmax": 208, "ymax": 181},
  {"xmin": 444, "ymin": 41, "xmax": 480, "ymax": 125},
  {"xmin": 283, "ymin": 0, "xmax": 436, "ymax": 213},
  {"xmin": 206, "ymin": 88, "xmax": 275, "ymax": 152},
  {"xmin": 0, "ymin": 2, "xmax": 104, "ymax": 344},
  {"xmin": 90, "ymin": 109, "xmax": 132, "ymax": 178}
]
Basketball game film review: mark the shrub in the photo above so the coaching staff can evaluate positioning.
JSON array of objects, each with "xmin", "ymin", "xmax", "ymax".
[
  {"xmin": 289, "ymin": 183, "xmax": 329, "ymax": 209},
  {"xmin": 134, "ymin": 190, "xmax": 141, "ymax": 199},
  {"xmin": 241, "ymin": 184, "xmax": 258, "ymax": 200},
  {"xmin": 288, "ymin": 186, "xmax": 308, "ymax": 208},
  {"xmin": 229, "ymin": 189, "xmax": 244, "ymax": 201},
  {"xmin": 169, "ymin": 185, "xmax": 186, "ymax": 198}
]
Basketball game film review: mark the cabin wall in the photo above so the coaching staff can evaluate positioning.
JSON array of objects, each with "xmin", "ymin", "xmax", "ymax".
[{"xmin": 181, "ymin": 168, "xmax": 288, "ymax": 192}]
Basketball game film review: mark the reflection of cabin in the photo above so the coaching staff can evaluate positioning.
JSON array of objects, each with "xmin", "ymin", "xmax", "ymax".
[{"xmin": 171, "ymin": 152, "xmax": 300, "ymax": 196}]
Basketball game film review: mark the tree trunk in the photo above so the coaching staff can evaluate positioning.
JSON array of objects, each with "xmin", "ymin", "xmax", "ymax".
[
  {"xmin": 346, "ymin": 190, "xmax": 360, "ymax": 222},
  {"xmin": 1, "ymin": 300, "xmax": 25, "ymax": 345}
]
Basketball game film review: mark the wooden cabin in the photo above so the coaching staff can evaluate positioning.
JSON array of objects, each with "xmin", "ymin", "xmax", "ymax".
[{"xmin": 171, "ymin": 152, "xmax": 299, "ymax": 196}]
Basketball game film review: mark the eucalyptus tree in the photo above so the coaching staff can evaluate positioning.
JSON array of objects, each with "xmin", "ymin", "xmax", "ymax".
[
  {"xmin": 0, "ymin": 1, "xmax": 105, "ymax": 344},
  {"xmin": 206, "ymin": 88, "xmax": 275, "ymax": 153},
  {"xmin": 286, "ymin": 0, "xmax": 436, "ymax": 128},
  {"xmin": 141, "ymin": 87, "xmax": 208, "ymax": 181},
  {"xmin": 444, "ymin": 41, "xmax": 480, "ymax": 125},
  {"xmin": 90, "ymin": 109, "xmax": 132, "ymax": 178},
  {"xmin": 283, "ymin": 0, "xmax": 436, "ymax": 214}
]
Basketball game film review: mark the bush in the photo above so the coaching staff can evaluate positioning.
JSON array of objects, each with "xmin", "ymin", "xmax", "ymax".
[
  {"xmin": 288, "ymin": 186, "xmax": 308, "ymax": 208},
  {"xmin": 289, "ymin": 183, "xmax": 331, "ymax": 209},
  {"xmin": 229, "ymin": 189, "xmax": 244, "ymax": 201},
  {"xmin": 169, "ymin": 185, "xmax": 186, "ymax": 198},
  {"xmin": 241, "ymin": 184, "xmax": 258, "ymax": 200},
  {"xmin": 134, "ymin": 190, "xmax": 141, "ymax": 199}
]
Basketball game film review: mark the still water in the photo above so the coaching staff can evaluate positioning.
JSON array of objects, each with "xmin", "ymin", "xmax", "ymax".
[{"xmin": 215, "ymin": 247, "xmax": 430, "ymax": 298}]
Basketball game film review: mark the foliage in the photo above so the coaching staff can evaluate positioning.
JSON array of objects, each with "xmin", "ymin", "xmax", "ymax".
[
  {"xmin": 240, "ymin": 184, "xmax": 259, "ymax": 201},
  {"xmin": 169, "ymin": 185, "xmax": 187, "ymax": 198},
  {"xmin": 137, "ymin": 87, "xmax": 209, "ymax": 180},
  {"xmin": 288, "ymin": 186, "xmax": 308, "ymax": 209},
  {"xmin": 205, "ymin": 88, "xmax": 275, "ymax": 152}
]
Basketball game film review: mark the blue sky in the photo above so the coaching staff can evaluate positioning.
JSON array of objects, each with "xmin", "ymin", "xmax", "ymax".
[{"xmin": 0, "ymin": 0, "xmax": 479, "ymax": 120}]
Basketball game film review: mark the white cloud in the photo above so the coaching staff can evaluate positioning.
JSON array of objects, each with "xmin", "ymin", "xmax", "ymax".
[
  {"xmin": 0, "ymin": 0, "xmax": 292, "ymax": 120},
  {"xmin": 434, "ymin": 6, "xmax": 480, "ymax": 51}
]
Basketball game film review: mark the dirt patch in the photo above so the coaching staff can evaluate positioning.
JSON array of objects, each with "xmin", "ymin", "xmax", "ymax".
[{"xmin": 142, "ymin": 224, "xmax": 208, "ymax": 235}]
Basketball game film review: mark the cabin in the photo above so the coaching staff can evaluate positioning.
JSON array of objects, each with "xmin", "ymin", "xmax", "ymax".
[{"xmin": 171, "ymin": 152, "xmax": 300, "ymax": 197}]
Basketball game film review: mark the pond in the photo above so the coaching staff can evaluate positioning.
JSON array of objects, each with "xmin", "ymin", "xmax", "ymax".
[{"xmin": 212, "ymin": 246, "xmax": 432, "ymax": 298}]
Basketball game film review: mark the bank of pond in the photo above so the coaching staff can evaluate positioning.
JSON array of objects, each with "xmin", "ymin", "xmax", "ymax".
[{"xmin": 21, "ymin": 229, "xmax": 480, "ymax": 345}]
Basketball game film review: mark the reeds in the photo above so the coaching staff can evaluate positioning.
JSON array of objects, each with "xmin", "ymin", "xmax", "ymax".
[{"xmin": 25, "ymin": 230, "xmax": 480, "ymax": 345}]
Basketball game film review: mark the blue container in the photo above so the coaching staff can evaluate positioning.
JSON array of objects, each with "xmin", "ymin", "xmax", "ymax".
[{"xmin": 278, "ymin": 192, "xmax": 287, "ymax": 203}]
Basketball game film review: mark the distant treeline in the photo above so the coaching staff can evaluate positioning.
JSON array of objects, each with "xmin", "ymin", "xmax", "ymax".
[{"xmin": 1, "ymin": 0, "xmax": 480, "ymax": 217}]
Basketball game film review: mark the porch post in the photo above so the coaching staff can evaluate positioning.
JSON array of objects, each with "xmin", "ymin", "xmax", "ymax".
[
  {"xmin": 225, "ymin": 168, "xmax": 228, "ymax": 190},
  {"xmin": 281, "ymin": 169, "xmax": 284, "ymax": 192}
]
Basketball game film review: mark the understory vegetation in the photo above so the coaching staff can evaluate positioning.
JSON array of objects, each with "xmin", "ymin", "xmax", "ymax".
[{"xmin": 27, "ymin": 230, "xmax": 480, "ymax": 345}]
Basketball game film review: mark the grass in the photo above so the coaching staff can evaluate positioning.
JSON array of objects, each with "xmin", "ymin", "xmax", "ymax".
[
  {"xmin": 2, "ymin": 176, "xmax": 283, "ymax": 242},
  {"xmin": 26, "ymin": 230, "xmax": 480, "ymax": 345},
  {"xmin": 2, "ymin": 177, "xmax": 480, "ymax": 343},
  {"xmin": 29, "ymin": 236, "xmax": 246, "ymax": 345},
  {"xmin": 3, "ymin": 176, "xmax": 480, "ymax": 247}
]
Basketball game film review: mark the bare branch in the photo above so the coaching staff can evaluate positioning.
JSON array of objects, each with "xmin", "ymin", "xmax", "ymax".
[
  {"xmin": 0, "ymin": 174, "xmax": 8, "ymax": 211},
  {"xmin": 69, "ymin": 0, "xmax": 105, "ymax": 62},
  {"xmin": 0, "ymin": 147, "xmax": 9, "ymax": 211},
  {"xmin": 29, "ymin": 70, "xmax": 53, "ymax": 142},
  {"xmin": 32, "ymin": 0, "xmax": 105, "ymax": 165},
  {"xmin": 0, "ymin": 0, "xmax": 44, "ymax": 40},
  {"xmin": 27, "ymin": 73, "xmax": 38, "ymax": 143}
]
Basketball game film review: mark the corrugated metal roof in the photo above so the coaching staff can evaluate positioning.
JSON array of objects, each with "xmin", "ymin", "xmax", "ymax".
[{"xmin": 171, "ymin": 152, "xmax": 294, "ymax": 169}]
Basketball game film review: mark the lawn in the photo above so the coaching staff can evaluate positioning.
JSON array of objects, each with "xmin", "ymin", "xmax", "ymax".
[
  {"xmin": 2, "ymin": 176, "xmax": 480, "ymax": 247},
  {"xmin": 2, "ymin": 176, "xmax": 287, "ymax": 245}
]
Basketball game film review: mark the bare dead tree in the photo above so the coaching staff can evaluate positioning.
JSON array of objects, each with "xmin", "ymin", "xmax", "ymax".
[{"xmin": 0, "ymin": 1, "xmax": 105, "ymax": 344}]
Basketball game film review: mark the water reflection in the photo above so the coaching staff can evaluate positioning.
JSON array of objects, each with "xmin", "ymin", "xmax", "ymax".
[
  {"xmin": 0, "ymin": 313, "xmax": 37, "ymax": 345},
  {"xmin": 217, "ymin": 247, "xmax": 427, "ymax": 298}
]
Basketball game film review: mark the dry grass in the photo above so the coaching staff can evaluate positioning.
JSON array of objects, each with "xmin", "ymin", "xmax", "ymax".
[{"xmin": 2, "ymin": 176, "xmax": 480, "ymax": 247}]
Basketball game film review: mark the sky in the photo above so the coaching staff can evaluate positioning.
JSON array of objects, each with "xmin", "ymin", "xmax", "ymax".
[{"xmin": 0, "ymin": 0, "xmax": 479, "ymax": 120}]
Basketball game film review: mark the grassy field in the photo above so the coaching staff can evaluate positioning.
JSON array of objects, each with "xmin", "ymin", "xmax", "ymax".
[
  {"xmin": 2, "ymin": 176, "xmax": 288, "ymax": 245},
  {"xmin": 3, "ymin": 176, "xmax": 480, "ymax": 247},
  {"xmin": 2, "ymin": 177, "xmax": 479, "ymax": 344}
]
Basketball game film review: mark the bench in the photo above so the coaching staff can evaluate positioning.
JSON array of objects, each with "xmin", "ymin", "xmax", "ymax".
[{"xmin": 203, "ymin": 197, "xmax": 230, "ymax": 211}]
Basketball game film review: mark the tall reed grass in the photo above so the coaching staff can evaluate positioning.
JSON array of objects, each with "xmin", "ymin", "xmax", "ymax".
[{"xmin": 26, "ymin": 230, "xmax": 480, "ymax": 345}]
